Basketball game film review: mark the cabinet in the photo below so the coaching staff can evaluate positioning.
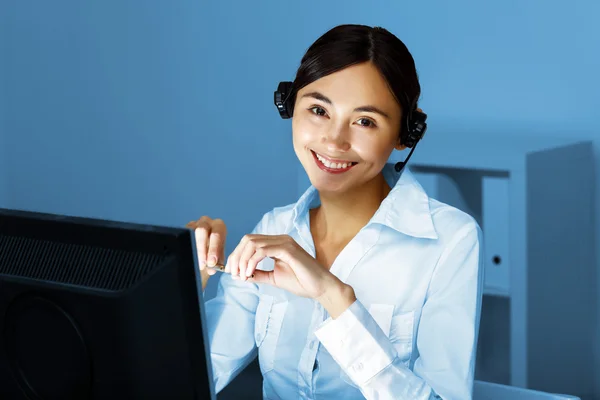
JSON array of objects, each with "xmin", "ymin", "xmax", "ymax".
[{"xmin": 298, "ymin": 134, "xmax": 595, "ymax": 398}]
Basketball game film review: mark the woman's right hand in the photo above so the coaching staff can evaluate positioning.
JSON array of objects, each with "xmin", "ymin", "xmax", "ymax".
[{"xmin": 186, "ymin": 216, "xmax": 227, "ymax": 291}]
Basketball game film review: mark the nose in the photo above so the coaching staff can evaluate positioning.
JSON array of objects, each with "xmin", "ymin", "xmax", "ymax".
[{"xmin": 320, "ymin": 124, "xmax": 351, "ymax": 152}]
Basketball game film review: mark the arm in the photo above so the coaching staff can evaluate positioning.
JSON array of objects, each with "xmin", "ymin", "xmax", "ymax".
[
  {"xmin": 314, "ymin": 223, "xmax": 484, "ymax": 400},
  {"xmin": 203, "ymin": 215, "xmax": 270, "ymax": 393},
  {"xmin": 205, "ymin": 273, "xmax": 259, "ymax": 393}
]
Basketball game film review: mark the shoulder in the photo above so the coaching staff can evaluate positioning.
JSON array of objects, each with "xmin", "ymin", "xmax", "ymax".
[
  {"xmin": 252, "ymin": 202, "xmax": 297, "ymax": 235},
  {"xmin": 424, "ymin": 198, "xmax": 484, "ymax": 296},
  {"xmin": 428, "ymin": 197, "xmax": 482, "ymax": 250}
]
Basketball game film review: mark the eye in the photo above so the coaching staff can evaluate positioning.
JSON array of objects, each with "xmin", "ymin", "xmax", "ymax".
[
  {"xmin": 356, "ymin": 117, "xmax": 376, "ymax": 128},
  {"xmin": 308, "ymin": 106, "xmax": 328, "ymax": 117}
]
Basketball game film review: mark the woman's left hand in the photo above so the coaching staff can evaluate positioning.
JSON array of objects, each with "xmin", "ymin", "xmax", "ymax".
[{"xmin": 225, "ymin": 234, "xmax": 346, "ymax": 300}]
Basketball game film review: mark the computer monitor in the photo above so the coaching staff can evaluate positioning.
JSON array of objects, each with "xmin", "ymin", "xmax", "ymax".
[{"xmin": 0, "ymin": 207, "xmax": 216, "ymax": 400}]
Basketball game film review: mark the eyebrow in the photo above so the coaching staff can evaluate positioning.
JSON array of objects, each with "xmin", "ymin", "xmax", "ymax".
[{"xmin": 301, "ymin": 91, "xmax": 390, "ymax": 119}]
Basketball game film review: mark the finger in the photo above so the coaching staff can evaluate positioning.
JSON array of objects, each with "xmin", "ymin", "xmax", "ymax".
[
  {"xmin": 206, "ymin": 267, "xmax": 218, "ymax": 276},
  {"xmin": 207, "ymin": 237, "xmax": 219, "ymax": 268},
  {"xmin": 200, "ymin": 265, "xmax": 217, "ymax": 282},
  {"xmin": 187, "ymin": 215, "xmax": 211, "ymax": 229},
  {"xmin": 245, "ymin": 246, "xmax": 267, "ymax": 280},
  {"xmin": 245, "ymin": 235, "xmax": 294, "ymax": 272},
  {"xmin": 194, "ymin": 225, "xmax": 210, "ymax": 269},
  {"xmin": 238, "ymin": 238, "xmax": 259, "ymax": 281},
  {"xmin": 206, "ymin": 263, "xmax": 225, "ymax": 274},
  {"xmin": 206, "ymin": 219, "xmax": 227, "ymax": 267},
  {"xmin": 226, "ymin": 234, "xmax": 250, "ymax": 277},
  {"xmin": 238, "ymin": 235, "xmax": 280, "ymax": 279},
  {"xmin": 247, "ymin": 269, "xmax": 274, "ymax": 286},
  {"xmin": 249, "ymin": 236, "xmax": 294, "ymax": 263}
]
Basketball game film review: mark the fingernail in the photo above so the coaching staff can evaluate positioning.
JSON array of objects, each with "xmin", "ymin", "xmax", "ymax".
[
  {"xmin": 199, "ymin": 261, "xmax": 206, "ymax": 269},
  {"xmin": 207, "ymin": 256, "xmax": 217, "ymax": 267}
]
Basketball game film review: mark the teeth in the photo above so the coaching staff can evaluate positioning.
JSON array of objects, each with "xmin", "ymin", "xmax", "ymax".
[{"xmin": 315, "ymin": 152, "xmax": 354, "ymax": 169}]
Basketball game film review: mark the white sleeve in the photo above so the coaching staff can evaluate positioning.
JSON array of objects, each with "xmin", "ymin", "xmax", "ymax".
[{"xmin": 204, "ymin": 213, "xmax": 271, "ymax": 393}]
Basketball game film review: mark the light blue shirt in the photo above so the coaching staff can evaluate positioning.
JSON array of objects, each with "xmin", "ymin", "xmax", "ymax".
[{"xmin": 205, "ymin": 164, "xmax": 484, "ymax": 399}]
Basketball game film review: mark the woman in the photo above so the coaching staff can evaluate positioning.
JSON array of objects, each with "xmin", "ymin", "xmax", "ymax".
[{"xmin": 188, "ymin": 24, "xmax": 483, "ymax": 400}]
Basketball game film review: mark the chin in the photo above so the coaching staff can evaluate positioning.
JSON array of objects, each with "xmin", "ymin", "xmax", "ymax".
[
  {"xmin": 311, "ymin": 181, "xmax": 348, "ymax": 194},
  {"xmin": 305, "ymin": 171, "xmax": 355, "ymax": 194}
]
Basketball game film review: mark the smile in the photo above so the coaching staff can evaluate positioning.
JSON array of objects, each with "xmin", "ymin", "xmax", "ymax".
[{"xmin": 311, "ymin": 150, "xmax": 357, "ymax": 174}]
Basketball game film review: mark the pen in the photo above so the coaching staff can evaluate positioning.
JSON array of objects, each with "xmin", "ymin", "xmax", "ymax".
[{"xmin": 207, "ymin": 263, "xmax": 255, "ymax": 279}]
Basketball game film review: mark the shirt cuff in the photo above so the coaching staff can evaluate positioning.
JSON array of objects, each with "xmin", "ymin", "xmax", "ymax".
[{"xmin": 314, "ymin": 299, "xmax": 397, "ymax": 385}]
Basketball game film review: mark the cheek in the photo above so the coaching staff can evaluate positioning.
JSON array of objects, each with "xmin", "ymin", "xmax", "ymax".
[
  {"xmin": 350, "ymin": 134, "xmax": 396, "ymax": 164},
  {"xmin": 292, "ymin": 117, "xmax": 321, "ymax": 146}
]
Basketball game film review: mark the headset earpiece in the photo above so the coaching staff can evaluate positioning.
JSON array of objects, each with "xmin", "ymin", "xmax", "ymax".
[
  {"xmin": 395, "ymin": 109, "xmax": 428, "ymax": 172},
  {"xmin": 274, "ymin": 81, "xmax": 294, "ymax": 119},
  {"xmin": 401, "ymin": 109, "xmax": 427, "ymax": 148}
]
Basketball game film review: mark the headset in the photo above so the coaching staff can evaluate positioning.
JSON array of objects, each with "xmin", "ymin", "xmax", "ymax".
[{"xmin": 274, "ymin": 81, "xmax": 427, "ymax": 172}]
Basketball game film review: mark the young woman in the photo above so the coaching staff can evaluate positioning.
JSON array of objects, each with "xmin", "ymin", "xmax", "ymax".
[{"xmin": 188, "ymin": 24, "xmax": 483, "ymax": 400}]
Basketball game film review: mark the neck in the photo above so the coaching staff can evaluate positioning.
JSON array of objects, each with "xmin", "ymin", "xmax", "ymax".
[{"xmin": 311, "ymin": 173, "xmax": 391, "ymax": 245}]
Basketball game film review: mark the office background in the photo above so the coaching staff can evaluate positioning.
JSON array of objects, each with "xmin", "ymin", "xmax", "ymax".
[{"xmin": 1, "ymin": 0, "xmax": 599, "ymax": 398}]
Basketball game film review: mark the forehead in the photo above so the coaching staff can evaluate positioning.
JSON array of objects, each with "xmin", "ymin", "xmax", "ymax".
[{"xmin": 297, "ymin": 62, "xmax": 401, "ymax": 114}]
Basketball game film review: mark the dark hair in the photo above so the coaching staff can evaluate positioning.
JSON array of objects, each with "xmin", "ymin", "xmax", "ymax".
[{"xmin": 291, "ymin": 24, "xmax": 421, "ymax": 133}]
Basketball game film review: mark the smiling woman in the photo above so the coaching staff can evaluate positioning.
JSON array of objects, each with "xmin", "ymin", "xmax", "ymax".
[{"xmin": 189, "ymin": 24, "xmax": 484, "ymax": 400}]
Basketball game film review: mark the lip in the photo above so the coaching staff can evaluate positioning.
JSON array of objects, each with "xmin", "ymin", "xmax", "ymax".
[
  {"xmin": 311, "ymin": 150, "xmax": 356, "ymax": 165},
  {"xmin": 311, "ymin": 150, "xmax": 357, "ymax": 174}
]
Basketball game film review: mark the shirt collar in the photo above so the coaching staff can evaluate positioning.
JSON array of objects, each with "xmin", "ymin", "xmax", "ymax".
[{"xmin": 291, "ymin": 163, "xmax": 438, "ymax": 239}]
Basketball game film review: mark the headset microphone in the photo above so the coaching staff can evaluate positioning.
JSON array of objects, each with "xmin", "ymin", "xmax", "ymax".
[{"xmin": 274, "ymin": 81, "xmax": 427, "ymax": 172}]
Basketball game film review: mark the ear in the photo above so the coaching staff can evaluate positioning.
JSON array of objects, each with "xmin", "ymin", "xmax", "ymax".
[
  {"xmin": 395, "ymin": 141, "xmax": 407, "ymax": 151},
  {"xmin": 395, "ymin": 124, "xmax": 406, "ymax": 150}
]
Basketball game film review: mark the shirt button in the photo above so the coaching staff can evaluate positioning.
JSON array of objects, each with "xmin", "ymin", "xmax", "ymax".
[
  {"xmin": 354, "ymin": 362, "xmax": 363, "ymax": 371},
  {"xmin": 309, "ymin": 341, "xmax": 315, "ymax": 350}
]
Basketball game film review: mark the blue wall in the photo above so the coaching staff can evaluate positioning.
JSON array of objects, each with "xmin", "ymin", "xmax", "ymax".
[
  {"xmin": 0, "ymin": 7, "xmax": 6, "ymax": 209},
  {"xmin": 2, "ymin": 0, "xmax": 600, "ymax": 396},
  {"xmin": 0, "ymin": 108, "xmax": 5, "ymax": 209},
  {"xmin": 0, "ymin": 110, "xmax": 5, "ymax": 208},
  {"xmin": 1, "ymin": 0, "xmax": 299, "ymax": 300}
]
